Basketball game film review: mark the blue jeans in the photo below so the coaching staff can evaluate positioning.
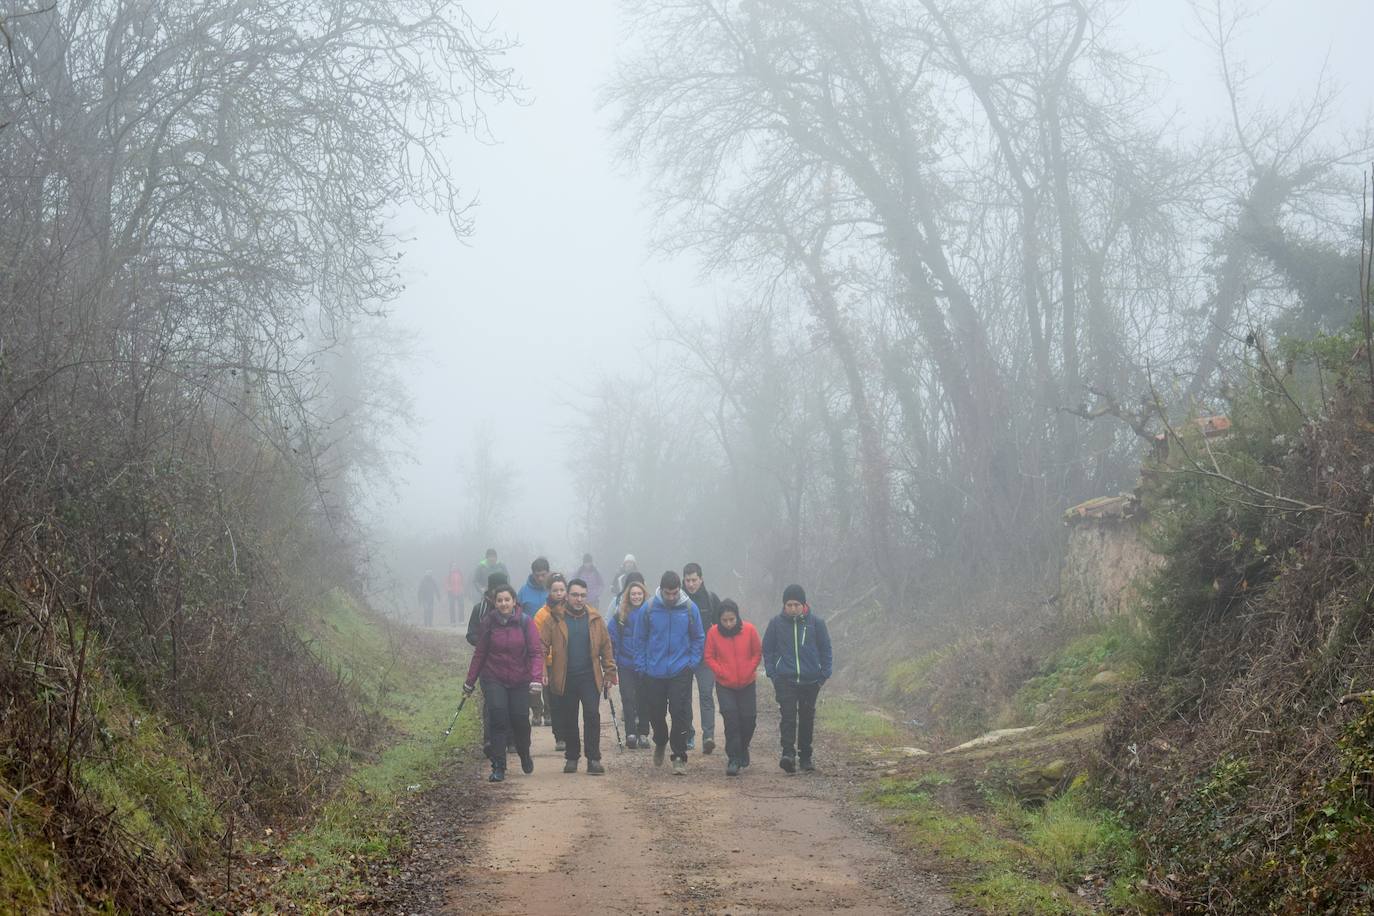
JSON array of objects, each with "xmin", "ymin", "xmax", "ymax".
[{"xmin": 688, "ymin": 663, "xmax": 715, "ymax": 740}]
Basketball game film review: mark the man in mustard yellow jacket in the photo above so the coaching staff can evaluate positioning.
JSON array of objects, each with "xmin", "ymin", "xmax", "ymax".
[{"xmin": 540, "ymin": 576, "xmax": 617, "ymax": 775}]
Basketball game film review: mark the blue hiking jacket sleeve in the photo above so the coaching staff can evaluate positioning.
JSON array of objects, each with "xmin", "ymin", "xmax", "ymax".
[
  {"xmin": 763, "ymin": 611, "xmax": 830, "ymax": 684},
  {"xmin": 762, "ymin": 615, "xmax": 781, "ymax": 679}
]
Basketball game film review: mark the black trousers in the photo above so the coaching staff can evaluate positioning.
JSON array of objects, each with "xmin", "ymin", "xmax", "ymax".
[
  {"xmin": 448, "ymin": 593, "xmax": 460, "ymax": 624},
  {"xmin": 422, "ymin": 599, "xmax": 434, "ymax": 627},
  {"xmin": 717, "ymin": 681, "xmax": 758, "ymax": 761},
  {"xmin": 642, "ymin": 669, "xmax": 694, "ymax": 761},
  {"xmin": 554, "ymin": 670, "xmax": 602, "ymax": 761},
  {"xmin": 481, "ymin": 679, "xmax": 531, "ymax": 770},
  {"xmin": 617, "ymin": 668, "xmax": 648, "ymax": 736},
  {"xmin": 773, "ymin": 679, "xmax": 821, "ymax": 759}
]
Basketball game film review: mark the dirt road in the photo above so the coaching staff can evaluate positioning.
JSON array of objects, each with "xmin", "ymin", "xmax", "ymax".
[{"xmin": 391, "ymin": 690, "xmax": 963, "ymax": 915}]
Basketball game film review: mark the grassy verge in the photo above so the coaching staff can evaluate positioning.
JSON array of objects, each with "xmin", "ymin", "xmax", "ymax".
[
  {"xmin": 251, "ymin": 592, "xmax": 477, "ymax": 911},
  {"xmin": 865, "ymin": 774, "xmax": 1145, "ymax": 914},
  {"xmin": 829, "ymin": 622, "xmax": 1152, "ymax": 914}
]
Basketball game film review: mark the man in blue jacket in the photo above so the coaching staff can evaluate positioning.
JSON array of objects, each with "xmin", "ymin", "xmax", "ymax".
[
  {"xmin": 633, "ymin": 571, "xmax": 705, "ymax": 776},
  {"xmin": 518, "ymin": 557, "xmax": 552, "ymax": 727},
  {"xmin": 763, "ymin": 584, "xmax": 833, "ymax": 774}
]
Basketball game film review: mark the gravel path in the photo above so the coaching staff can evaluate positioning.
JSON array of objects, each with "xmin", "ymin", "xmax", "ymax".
[{"xmin": 386, "ymin": 687, "xmax": 966, "ymax": 915}]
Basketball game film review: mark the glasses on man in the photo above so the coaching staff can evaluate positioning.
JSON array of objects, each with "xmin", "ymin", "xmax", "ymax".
[{"xmin": 569, "ymin": 590, "xmax": 587, "ymax": 599}]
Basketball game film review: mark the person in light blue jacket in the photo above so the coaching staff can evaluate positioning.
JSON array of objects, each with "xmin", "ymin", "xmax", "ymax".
[{"xmin": 632, "ymin": 571, "xmax": 705, "ymax": 775}]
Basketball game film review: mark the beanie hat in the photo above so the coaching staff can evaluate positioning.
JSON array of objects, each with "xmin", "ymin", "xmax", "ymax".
[
  {"xmin": 624, "ymin": 553, "xmax": 636, "ymax": 563},
  {"xmin": 487, "ymin": 571, "xmax": 510, "ymax": 590},
  {"xmin": 782, "ymin": 584, "xmax": 807, "ymax": 605},
  {"xmin": 624, "ymin": 571, "xmax": 646, "ymax": 587}
]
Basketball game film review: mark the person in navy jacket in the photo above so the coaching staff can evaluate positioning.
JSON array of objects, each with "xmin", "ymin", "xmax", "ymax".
[{"xmin": 762, "ymin": 584, "xmax": 832, "ymax": 773}]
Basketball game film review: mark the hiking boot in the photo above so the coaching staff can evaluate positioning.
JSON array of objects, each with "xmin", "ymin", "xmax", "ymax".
[
  {"xmin": 671, "ymin": 759, "xmax": 686, "ymax": 776},
  {"xmin": 563, "ymin": 758, "xmax": 579, "ymax": 774},
  {"xmin": 800, "ymin": 756, "xmax": 815, "ymax": 772},
  {"xmin": 780, "ymin": 755, "xmax": 796, "ymax": 774},
  {"xmin": 519, "ymin": 751, "xmax": 534, "ymax": 775},
  {"xmin": 555, "ymin": 739, "xmax": 566, "ymax": 752},
  {"xmin": 586, "ymin": 760, "xmax": 605, "ymax": 776},
  {"xmin": 638, "ymin": 734, "xmax": 650, "ymax": 749},
  {"xmin": 625, "ymin": 734, "xmax": 638, "ymax": 749},
  {"xmin": 488, "ymin": 767, "xmax": 505, "ymax": 783},
  {"xmin": 726, "ymin": 758, "xmax": 740, "ymax": 777},
  {"xmin": 702, "ymin": 736, "xmax": 715, "ymax": 755},
  {"xmin": 742, "ymin": 748, "xmax": 751, "ymax": 768},
  {"xmin": 654, "ymin": 743, "xmax": 666, "ymax": 767}
]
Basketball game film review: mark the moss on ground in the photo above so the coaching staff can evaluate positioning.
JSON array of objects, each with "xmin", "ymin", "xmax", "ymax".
[
  {"xmin": 816, "ymin": 695, "xmax": 905, "ymax": 745},
  {"xmin": 1007, "ymin": 623, "xmax": 1146, "ymax": 729},
  {"xmin": 267, "ymin": 592, "xmax": 475, "ymax": 910}
]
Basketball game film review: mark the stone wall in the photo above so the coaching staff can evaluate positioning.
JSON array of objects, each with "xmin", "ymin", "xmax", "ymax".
[{"xmin": 1059, "ymin": 498, "xmax": 1161, "ymax": 624}]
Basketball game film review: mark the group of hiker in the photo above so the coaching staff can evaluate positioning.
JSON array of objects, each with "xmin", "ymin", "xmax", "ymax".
[{"xmin": 460, "ymin": 552, "xmax": 833, "ymax": 783}]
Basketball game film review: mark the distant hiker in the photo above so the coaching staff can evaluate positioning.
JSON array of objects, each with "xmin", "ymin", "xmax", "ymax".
[
  {"xmin": 473, "ymin": 548, "xmax": 508, "ymax": 598},
  {"xmin": 446, "ymin": 563, "xmax": 466, "ymax": 625},
  {"xmin": 612, "ymin": 553, "xmax": 639, "ymax": 601},
  {"xmin": 518, "ymin": 558, "xmax": 552, "ymax": 727},
  {"xmin": 705, "ymin": 599, "xmax": 762, "ymax": 776},
  {"xmin": 417, "ymin": 571, "xmax": 441, "ymax": 627},
  {"xmin": 763, "ymin": 585, "xmax": 832, "ymax": 774},
  {"xmin": 571, "ymin": 553, "xmax": 605, "ymax": 608},
  {"xmin": 464, "ymin": 583, "xmax": 542, "ymax": 782},
  {"xmin": 606, "ymin": 572, "xmax": 649, "ymax": 748},
  {"xmin": 633, "ymin": 571, "xmax": 705, "ymax": 776},
  {"xmin": 539, "ymin": 577, "xmax": 617, "ymax": 775},
  {"xmin": 465, "ymin": 571, "xmax": 510, "ymax": 647},
  {"xmin": 682, "ymin": 562, "xmax": 721, "ymax": 753}
]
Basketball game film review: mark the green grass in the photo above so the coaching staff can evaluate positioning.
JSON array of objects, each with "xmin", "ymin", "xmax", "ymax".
[
  {"xmin": 76, "ymin": 672, "xmax": 223, "ymax": 865},
  {"xmin": 1009, "ymin": 623, "xmax": 1146, "ymax": 728},
  {"xmin": 0, "ymin": 784, "xmax": 80, "ymax": 913},
  {"xmin": 816, "ymin": 695, "xmax": 904, "ymax": 745},
  {"xmin": 865, "ymin": 771, "xmax": 1141, "ymax": 912},
  {"xmin": 270, "ymin": 592, "xmax": 476, "ymax": 909},
  {"xmin": 963, "ymin": 869, "xmax": 1087, "ymax": 915}
]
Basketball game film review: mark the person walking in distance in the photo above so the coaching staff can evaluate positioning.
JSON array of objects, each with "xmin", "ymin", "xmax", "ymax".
[
  {"xmin": 763, "ymin": 585, "xmax": 832, "ymax": 773},
  {"xmin": 704, "ymin": 599, "xmax": 762, "ymax": 776},
  {"xmin": 534, "ymin": 574, "xmax": 567, "ymax": 747},
  {"xmin": 612, "ymin": 554, "xmax": 639, "ymax": 603},
  {"xmin": 417, "ymin": 571, "xmax": 441, "ymax": 627},
  {"xmin": 446, "ymin": 563, "xmax": 465, "ymax": 626},
  {"xmin": 540, "ymin": 577, "xmax": 617, "ymax": 775},
  {"xmin": 606, "ymin": 572, "xmax": 649, "ymax": 748},
  {"xmin": 633, "ymin": 571, "xmax": 705, "ymax": 776},
  {"xmin": 473, "ymin": 547, "xmax": 508, "ymax": 598},
  {"xmin": 517, "ymin": 558, "xmax": 551, "ymax": 727},
  {"xmin": 681, "ymin": 562, "xmax": 721, "ymax": 753},
  {"xmin": 571, "ymin": 553, "xmax": 605, "ymax": 609},
  {"xmin": 463, "ymin": 583, "xmax": 543, "ymax": 782}
]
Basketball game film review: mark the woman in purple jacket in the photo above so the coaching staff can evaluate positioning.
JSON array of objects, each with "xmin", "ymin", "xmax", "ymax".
[{"xmin": 464, "ymin": 583, "xmax": 544, "ymax": 781}]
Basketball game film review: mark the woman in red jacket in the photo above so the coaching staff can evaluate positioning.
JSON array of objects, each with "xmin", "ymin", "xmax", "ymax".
[{"xmin": 703, "ymin": 599, "xmax": 762, "ymax": 776}]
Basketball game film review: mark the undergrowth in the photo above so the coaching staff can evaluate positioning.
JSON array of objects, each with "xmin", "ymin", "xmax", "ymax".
[{"xmin": 866, "ymin": 773, "xmax": 1144, "ymax": 913}]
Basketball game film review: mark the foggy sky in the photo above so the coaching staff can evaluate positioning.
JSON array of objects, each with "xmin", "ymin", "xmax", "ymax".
[{"xmin": 380, "ymin": 0, "xmax": 1374, "ymax": 560}]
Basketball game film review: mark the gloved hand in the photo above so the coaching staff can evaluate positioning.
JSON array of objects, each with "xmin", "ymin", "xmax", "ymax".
[{"xmin": 462, "ymin": 683, "xmax": 475, "ymax": 696}]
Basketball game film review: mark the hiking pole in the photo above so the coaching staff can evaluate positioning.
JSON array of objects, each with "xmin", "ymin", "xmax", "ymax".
[
  {"xmin": 442, "ymin": 690, "xmax": 473, "ymax": 740},
  {"xmin": 604, "ymin": 685, "xmax": 624, "ymax": 749}
]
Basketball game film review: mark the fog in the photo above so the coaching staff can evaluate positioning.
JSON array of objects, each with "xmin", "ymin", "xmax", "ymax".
[{"xmin": 378, "ymin": 0, "xmax": 1373, "ymax": 576}]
